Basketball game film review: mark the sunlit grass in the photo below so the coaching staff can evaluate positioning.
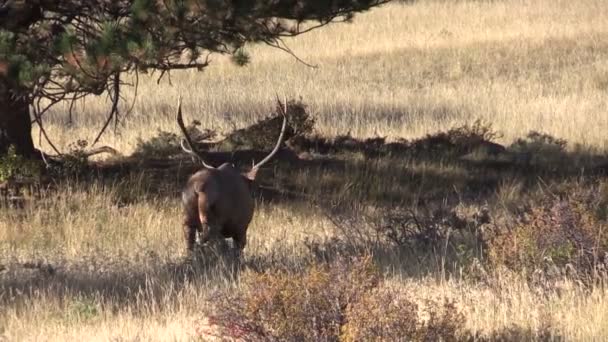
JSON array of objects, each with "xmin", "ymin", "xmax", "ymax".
[{"xmin": 3, "ymin": 0, "xmax": 608, "ymax": 340}]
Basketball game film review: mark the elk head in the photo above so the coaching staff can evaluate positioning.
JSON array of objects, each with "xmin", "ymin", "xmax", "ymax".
[{"xmin": 177, "ymin": 96, "xmax": 287, "ymax": 253}]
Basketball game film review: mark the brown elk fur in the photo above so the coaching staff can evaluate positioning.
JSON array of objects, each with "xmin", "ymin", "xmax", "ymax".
[
  {"xmin": 181, "ymin": 164, "xmax": 255, "ymax": 251},
  {"xmin": 177, "ymin": 97, "xmax": 286, "ymax": 253}
]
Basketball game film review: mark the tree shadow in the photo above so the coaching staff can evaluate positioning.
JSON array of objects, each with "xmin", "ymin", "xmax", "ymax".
[
  {"xmin": 5, "ymin": 112, "xmax": 608, "ymax": 308},
  {"xmin": 0, "ymin": 238, "xmax": 408, "ymax": 311},
  {"xmin": 0, "ymin": 247, "xmax": 244, "ymax": 310},
  {"xmin": 88, "ymin": 121, "xmax": 608, "ymax": 213}
]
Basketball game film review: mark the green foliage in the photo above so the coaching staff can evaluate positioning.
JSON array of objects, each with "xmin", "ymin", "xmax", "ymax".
[
  {"xmin": 231, "ymin": 48, "xmax": 251, "ymax": 66},
  {"xmin": 55, "ymin": 31, "xmax": 78, "ymax": 55},
  {"xmin": 131, "ymin": 0, "xmax": 156, "ymax": 21},
  {"xmin": 0, "ymin": 30, "xmax": 16, "ymax": 55},
  {"xmin": 0, "ymin": 0, "xmax": 388, "ymax": 98},
  {"xmin": 0, "ymin": 145, "xmax": 42, "ymax": 182},
  {"xmin": 97, "ymin": 22, "xmax": 121, "ymax": 57},
  {"xmin": 201, "ymin": 256, "xmax": 466, "ymax": 341}
]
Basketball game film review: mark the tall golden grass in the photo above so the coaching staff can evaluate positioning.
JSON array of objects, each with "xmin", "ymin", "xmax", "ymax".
[
  {"xmin": 2, "ymin": 0, "xmax": 608, "ymax": 340},
  {"xmin": 36, "ymin": 0, "xmax": 608, "ymax": 155}
]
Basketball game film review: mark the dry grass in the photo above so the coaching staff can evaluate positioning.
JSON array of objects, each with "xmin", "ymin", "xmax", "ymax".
[
  {"xmin": 3, "ymin": 0, "xmax": 608, "ymax": 340},
  {"xmin": 36, "ymin": 0, "xmax": 608, "ymax": 154}
]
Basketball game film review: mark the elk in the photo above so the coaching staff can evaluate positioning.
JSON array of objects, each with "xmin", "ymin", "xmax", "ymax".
[{"xmin": 176, "ymin": 96, "xmax": 287, "ymax": 254}]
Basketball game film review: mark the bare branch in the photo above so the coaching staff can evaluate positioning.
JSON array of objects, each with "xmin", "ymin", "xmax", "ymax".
[
  {"xmin": 122, "ymin": 68, "xmax": 139, "ymax": 122},
  {"xmin": 92, "ymin": 72, "xmax": 120, "ymax": 146},
  {"xmin": 67, "ymin": 91, "xmax": 79, "ymax": 126},
  {"xmin": 32, "ymin": 97, "xmax": 63, "ymax": 156},
  {"xmin": 264, "ymin": 37, "xmax": 318, "ymax": 68}
]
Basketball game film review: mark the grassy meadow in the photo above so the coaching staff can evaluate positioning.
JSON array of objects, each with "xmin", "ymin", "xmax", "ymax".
[{"xmin": 2, "ymin": 0, "xmax": 608, "ymax": 340}]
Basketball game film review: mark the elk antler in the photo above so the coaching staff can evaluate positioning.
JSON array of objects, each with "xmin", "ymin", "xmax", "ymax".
[
  {"xmin": 246, "ymin": 96, "xmax": 288, "ymax": 180},
  {"xmin": 176, "ymin": 96, "xmax": 215, "ymax": 169}
]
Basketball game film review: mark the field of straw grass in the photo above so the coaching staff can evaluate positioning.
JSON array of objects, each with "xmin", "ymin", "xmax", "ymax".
[
  {"xmin": 2, "ymin": 0, "xmax": 608, "ymax": 340},
  {"xmin": 35, "ymin": 0, "xmax": 608, "ymax": 154}
]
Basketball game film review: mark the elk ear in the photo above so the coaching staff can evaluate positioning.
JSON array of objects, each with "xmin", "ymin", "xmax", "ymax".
[{"xmin": 244, "ymin": 168, "xmax": 258, "ymax": 182}]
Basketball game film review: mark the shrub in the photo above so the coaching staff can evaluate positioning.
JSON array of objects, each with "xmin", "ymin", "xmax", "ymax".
[
  {"xmin": 0, "ymin": 145, "xmax": 43, "ymax": 206},
  {"xmin": 0, "ymin": 145, "xmax": 42, "ymax": 182},
  {"xmin": 375, "ymin": 207, "xmax": 462, "ymax": 248},
  {"xmin": 219, "ymin": 98, "xmax": 315, "ymax": 151},
  {"xmin": 486, "ymin": 192, "xmax": 608, "ymax": 277},
  {"xmin": 132, "ymin": 119, "xmax": 217, "ymax": 159},
  {"xmin": 133, "ymin": 130, "xmax": 182, "ymax": 158},
  {"xmin": 40, "ymin": 139, "xmax": 96, "ymax": 180},
  {"xmin": 55, "ymin": 139, "xmax": 91, "ymax": 178},
  {"xmin": 341, "ymin": 289, "xmax": 463, "ymax": 342},
  {"xmin": 340, "ymin": 287, "xmax": 419, "ymax": 341},
  {"xmin": 200, "ymin": 256, "xmax": 466, "ymax": 341},
  {"xmin": 410, "ymin": 119, "xmax": 501, "ymax": 156},
  {"xmin": 373, "ymin": 205, "xmax": 488, "ymax": 259},
  {"xmin": 508, "ymin": 131, "xmax": 568, "ymax": 168},
  {"xmin": 203, "ymin": 256, "xmax": 379, "ymax": 341}
]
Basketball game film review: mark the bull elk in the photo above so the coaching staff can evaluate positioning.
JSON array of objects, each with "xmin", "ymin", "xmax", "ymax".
[{"xmin": 177, "ymin": 96, "xmax": 287, "ymax": 254}]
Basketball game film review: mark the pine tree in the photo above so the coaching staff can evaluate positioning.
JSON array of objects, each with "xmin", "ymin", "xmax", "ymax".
[{"xmin": 0, "ymin": 0, "xmax": 390, "ymax": 157}]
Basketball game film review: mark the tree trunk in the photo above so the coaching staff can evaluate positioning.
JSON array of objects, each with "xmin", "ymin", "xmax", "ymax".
[{"xmin": 0, "ymin": 76, "xmax": 36, "ymax": 157}]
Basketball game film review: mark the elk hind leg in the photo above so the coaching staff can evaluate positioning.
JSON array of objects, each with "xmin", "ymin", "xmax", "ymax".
[
  {"xmin": 197, "ymin": 194, "xmax": 221, "ymax": 246},
  {"xmin": 231, "ymin": 229, "xmax": 247, "ymax": 258},
  {"xmin": 183, "ymin": 223, "xmax": 199, "ymax": 252},
  {"xmin": 183, "ymin": 210, "xmax": 202, "ymax": 252}
]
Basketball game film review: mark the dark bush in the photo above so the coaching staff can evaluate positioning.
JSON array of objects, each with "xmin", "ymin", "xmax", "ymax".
[
  {"xmin": 508, "ymin": 131, "xmax": 568, "ymax": 168},
  {"xmin": 0, "ymin": 145, "xmax": 42, "ymax": 182},
  {"xmin": 410, "ymin": 119, "xmax": 502, "ymax": 156},
  {"xmin": 373, "ymin": 205, "xmax": 489, "ymax": 257},
  {"xmin": 219, "ymin": 99, "xmax": 315, "ymax": 151},
  {"xmin": 132, "ymin": 130, "xmax": 182, "ymax": 159}
]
